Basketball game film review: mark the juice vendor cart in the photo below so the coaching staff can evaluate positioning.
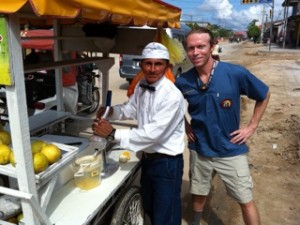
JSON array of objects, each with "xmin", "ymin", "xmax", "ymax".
[{"xmin": 0, "ymin": 1, "xmax": 182, "ymax": 225}]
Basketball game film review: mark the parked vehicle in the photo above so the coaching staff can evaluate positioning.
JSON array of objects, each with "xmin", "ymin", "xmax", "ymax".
[
  {"xmin": 24, "ymin": 64, "xmax": 101, "ymax": 116},
  {"xmin": 119, "ymin": 23, "xmax": 192, "ymax": 83},
  {"xmin": 21, "ymin": 30, "xmax": 101, "ymax": 115},
  {"xmin": 76, "ymin": 65, "xmax": 101, "ymax": 114}
]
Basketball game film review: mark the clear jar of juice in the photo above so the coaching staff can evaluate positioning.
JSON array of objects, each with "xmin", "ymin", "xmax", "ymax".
[{"xmin": 73, "ymin": 154, "xmax": 102, "ymax": 190}]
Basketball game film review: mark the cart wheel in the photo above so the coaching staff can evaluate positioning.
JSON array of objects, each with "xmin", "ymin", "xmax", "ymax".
[
  {"xmin": 110, "ymin": 186, "xmax": 144, "ymax": 225},
  {"xmin": 87, "ymin": 89, "xmax": 100, "ymax": 114}
]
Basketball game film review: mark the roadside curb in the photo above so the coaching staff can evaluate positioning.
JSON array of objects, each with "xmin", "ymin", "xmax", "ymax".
[{"xmin": 257, "ymin": 45, "xmax": 300, "ymax": 55}]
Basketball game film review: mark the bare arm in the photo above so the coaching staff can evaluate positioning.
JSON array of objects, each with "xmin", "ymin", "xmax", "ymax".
[
  {"xmin": 185, "ymin": 116, "xmax": 197, "ymax": 142},
  {"xmin": 230, "ymin": 91, "xmax": 271, "ymax": 144}
]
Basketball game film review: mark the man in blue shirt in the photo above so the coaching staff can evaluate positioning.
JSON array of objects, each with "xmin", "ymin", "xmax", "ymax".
[{"xmin": 175, "ymin": 27, "xmax": 270, "ymax": 225}]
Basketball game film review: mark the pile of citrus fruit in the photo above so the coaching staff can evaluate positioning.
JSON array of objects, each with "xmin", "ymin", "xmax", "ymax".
[
  {"xmin": 0, "ymin": 129, "xmax": 62, "ymax": 174},
  {"xmin": 30, "ymin": 140, "xmax": 62, "ymax": 173},
  {"xmin": 0, "ymin": 130, "xmax": 12, "ymax": 166}
]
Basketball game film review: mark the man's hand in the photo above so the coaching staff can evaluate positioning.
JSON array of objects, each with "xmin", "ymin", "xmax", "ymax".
[
  {"xmin": 231, "ymin": 91, "xmax": 270, "ymax": 145},
  {"xmin": 96, "ymin": 107, "xmax": 113, "ymax": 119},
  {"xmin": 92, "ymin": 119, "xmax": 114, "ymax": 138},
  {"xmin": 186, "ymin": 122, "xmax": 196, "ymax": 142},
  {"xmin": 230, "ymin": 125, "xmax": 256, "ymax": 145}
]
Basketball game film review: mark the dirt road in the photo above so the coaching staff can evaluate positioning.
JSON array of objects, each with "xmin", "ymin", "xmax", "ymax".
[
  {"xmin": 66, "ymin": 44, "xmax": 300, "ymax": 225},
  {"xmin": 180, "ymin": 42, "xmax": 300, "ymax": 225}
]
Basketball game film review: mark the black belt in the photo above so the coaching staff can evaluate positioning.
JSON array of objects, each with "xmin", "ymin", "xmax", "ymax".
[{"xmin": 143, "ymin": 152, "xmax": 175, "ymax": 160}]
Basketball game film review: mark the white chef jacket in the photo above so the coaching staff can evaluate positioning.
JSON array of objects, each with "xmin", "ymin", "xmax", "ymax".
[{"xmin": 110, "ymin": 76, "xmax": 185, "ymax": 156}]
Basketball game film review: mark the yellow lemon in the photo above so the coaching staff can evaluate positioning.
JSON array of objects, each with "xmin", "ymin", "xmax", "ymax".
[
  {"xmin": 41, "ymin": 144, "xmax": 62, "ymax": 164},
  {"xmin": 0, "ymin": 130, "xmax": 11, "ymax": 145},
  {"xmin": 17, "ymin": 213, "xmax": 23, "ymax": 221},
  {"xmin": 9, "ymin": 150, "xmax": 16, "ymax": 167},
  {"xmin": 31, "ymin": 140, "xmax": 47, "ymax": 154},
  {"xmin": 119, "ymin": 151, "xmax": 131, "ymax": 163},
  {"xmin": 33, "ymin": 152, "xmax": 49, "ymax": 173},
  {"xmin": 0, "ymin": 144, "xmax": 11, "ymax": 165}
]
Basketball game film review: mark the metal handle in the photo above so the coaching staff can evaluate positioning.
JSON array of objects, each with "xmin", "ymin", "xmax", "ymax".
[
  {"xmin": 102, "ymin": 106, "xmax": 110, "ymax": 119},
  {"xmin": 101, "ymin": 90, "xmax": 112, "ymax": 119}
]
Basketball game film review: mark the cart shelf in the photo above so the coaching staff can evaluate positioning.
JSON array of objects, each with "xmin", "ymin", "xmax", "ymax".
[
  {"xmin": 28, "ymin": 110, "xmax": 71, "ymax": 135},
  {"xmin": 0, "ymin": 141, "xmax": 78, "ymax": 180},
  {"xmin": 0, "ymin": 135, "xmax": 89, "ymax": 187},
  {"xmin": 46, "ymin": 150, "xmax": 140, "ymax": 225}
]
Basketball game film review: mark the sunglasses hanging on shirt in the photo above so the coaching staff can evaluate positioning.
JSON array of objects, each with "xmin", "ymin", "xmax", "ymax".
[{"xmin": 197, "ymin": 61, "xmax": 218, "ymax": 91}]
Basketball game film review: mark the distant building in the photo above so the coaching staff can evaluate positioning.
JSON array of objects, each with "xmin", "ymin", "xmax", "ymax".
[
  {"xmin": 262, "ymin": 1, "xmax": 299, "ymax": 48},
  {"xmin": 229, "ymin": 31, "xmax": 247, "ymax": 42},
  {"xmin": 280, "ymin": 0, "xmax": 300, "ymax": 48},
  {"xmin": 264, "ymin": 20, "xmax": 284, "ymax": 44}
]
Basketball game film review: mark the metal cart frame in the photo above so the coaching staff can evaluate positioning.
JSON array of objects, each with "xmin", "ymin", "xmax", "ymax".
[
  {"xmin": 0, "ymin": 1, "xmax": 181, "ymax": 224},
  {"xmin": 0, "ymin": 16, "xmax": 144, "ymax": 225}
]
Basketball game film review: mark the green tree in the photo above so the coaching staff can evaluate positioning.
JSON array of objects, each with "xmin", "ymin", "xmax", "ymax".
[
  {"xmin": 218, "ymin": 28, "xmax": 233, "ymax": 39},
  {"xmin": 185, "ymin": 23, "xmax": 233, "ymax": 40},
  {"xmin": 247, "ymin": 19, "xmax": 261, "ymax": 43},
  {"xmin": 186, "ymin": 22, "xmax": 200, "ymax": 29}
]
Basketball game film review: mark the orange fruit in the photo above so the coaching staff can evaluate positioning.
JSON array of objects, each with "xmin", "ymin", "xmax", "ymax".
[
  {"xmin": 0, "ymin": 130, "xmax": 11, "ymax": 145},
  {"xmin": 41, "ymin": 144, "xmax": 62, "ymax": 164},
  {"xmin": 31, "ymin": 140, "xmax": 47, "ymax": 154},
  {"xmin": 9, "ymin": 151, "xmax": 16, "ymax": 167},
  {"xmin": 33, "ymin": 152, "xmax": 49, "ymax": 173},
  {"xmin": 119, "ymin": 151, "xmax": 131, "ymax": 163},
  {"xmin": 0, "ymin": 144, "xmax": 11, "ymax": 165}
]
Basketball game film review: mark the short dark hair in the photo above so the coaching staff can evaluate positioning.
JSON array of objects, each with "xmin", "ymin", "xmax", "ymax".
[{"xmin": 184, "ymin": 27, "xmax": 215, "ymax": 48}]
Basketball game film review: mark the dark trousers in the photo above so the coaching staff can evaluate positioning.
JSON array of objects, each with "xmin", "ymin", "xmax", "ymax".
[{"xmin": 140, "ymin": 153, "xmax": 183, "ymax": 225}]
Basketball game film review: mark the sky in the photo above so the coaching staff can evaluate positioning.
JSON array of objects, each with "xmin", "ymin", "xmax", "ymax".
[{"xmin": 164, "ymin": 0, "xmax": 289, "ymax": 31}]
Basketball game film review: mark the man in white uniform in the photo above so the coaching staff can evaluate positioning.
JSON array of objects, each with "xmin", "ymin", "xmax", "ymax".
[{"xmin": 93, "ymin": 42, "xmax": 185, "ymax": 225}]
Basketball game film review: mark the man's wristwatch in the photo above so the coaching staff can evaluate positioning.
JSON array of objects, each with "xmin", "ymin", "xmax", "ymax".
[{"xmin": 106, "ymin": 128, "xmax": 116, "ymax": 142}]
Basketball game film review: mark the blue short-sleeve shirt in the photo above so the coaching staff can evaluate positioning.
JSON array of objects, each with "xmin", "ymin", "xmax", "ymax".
[{"xmin": 175, "ymin": 61, "xmax": 269, "ymax": 157}]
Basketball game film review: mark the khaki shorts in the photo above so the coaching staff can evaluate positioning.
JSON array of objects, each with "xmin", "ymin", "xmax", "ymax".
[{"xmin": 189, "ymin": 150, "xmax": 253, "ymax": 204}]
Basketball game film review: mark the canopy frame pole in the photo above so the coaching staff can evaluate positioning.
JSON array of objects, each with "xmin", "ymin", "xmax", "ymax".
[
  {"xmin": 5, "ymin": 14, "xmax": 41, "ymax": 225},
  {"xmin": 53, "ymin": 20, "xmax": 64, "ymax": 112}
]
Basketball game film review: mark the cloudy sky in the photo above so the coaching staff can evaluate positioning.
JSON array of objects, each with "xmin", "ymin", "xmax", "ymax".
[{"xmin": 164, "ymin": 0, "xmax": 289, "ymax": 31}]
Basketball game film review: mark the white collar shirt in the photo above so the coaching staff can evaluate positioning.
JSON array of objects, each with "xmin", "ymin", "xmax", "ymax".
[{"xmin": 110, "ymin": 76, "xmax": 185, "ymax": 155}]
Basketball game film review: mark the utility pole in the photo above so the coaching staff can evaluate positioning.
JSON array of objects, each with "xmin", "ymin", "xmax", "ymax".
[
  {"xmin": 282, "ymin": 0, "xmax": 289, "ymax": 49},
  {"xmin": 182, "ymin": 14, "xmax": 193, "ymax": 23},
  {"xmin": 268, "ymin": 0, "xmax": 274, "ymax": 51},
  {"xmin": 261, "ymin": 3, "xmax": 266, "ymax": 43}
]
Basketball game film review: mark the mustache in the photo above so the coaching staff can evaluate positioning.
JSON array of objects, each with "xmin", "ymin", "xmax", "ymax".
[{"xmin": 148, "ymin": 72, "xmax": 158, "ymax": 75}]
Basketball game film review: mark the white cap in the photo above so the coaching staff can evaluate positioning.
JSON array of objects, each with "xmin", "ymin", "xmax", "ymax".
[{"xmin": 141, "ymin": 42, "xmax": 169, "ymax": 60}]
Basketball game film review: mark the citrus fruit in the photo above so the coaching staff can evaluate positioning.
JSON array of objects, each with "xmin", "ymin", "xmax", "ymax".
[
  {"xmin": 41, "ymin": 144, "xmax": 62, "ymax": 164},
  {"xmin": 31, "ymin": 140, "xmax": 47, "ymax": 154},
  {"xmin": 33, "ymin": 152, "xmax": 49, "ymax": 173},
  {"xmin": 0, "ymin": 144, "xmax": 12, "ymax": 165},
  {"xmin": 0, "ymin": 130, "xmax": 11, "ymax": 145},
  {"xmin": 119, "ymin": 151, "xmax": 131, "ymax": 163},
  {"xmin": 9, "ymin": 150, "xmax": 16, "ymax": 167},
  {"xmin": 17, "ymin": 213, "xmax": 23, "ymax": 221}
]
